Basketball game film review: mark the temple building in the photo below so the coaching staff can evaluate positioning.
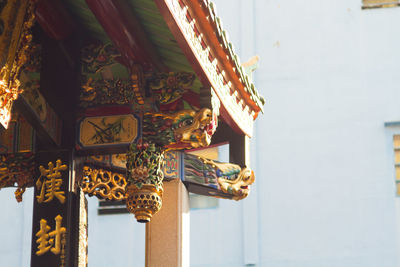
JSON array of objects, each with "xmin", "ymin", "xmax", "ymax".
[
  {"xmin": 4, "ymin": 0, "xmax": 400, "ymax": 267},
  {"xmin": 0, "ymin": 0, "xmax": 264, "ymax": 266}
]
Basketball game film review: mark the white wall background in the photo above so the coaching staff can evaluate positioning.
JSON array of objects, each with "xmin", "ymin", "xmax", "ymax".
[
  {"xmin": 86, "ymin": 197, "xmax": 146, "ymax": 267},
  {"xmin": 0, "ymin": 188, "xmax": 33, "ymax": 267},
  {"xmin": 206, "ymin": 0, "xmax": 400, "ymax": 266}
]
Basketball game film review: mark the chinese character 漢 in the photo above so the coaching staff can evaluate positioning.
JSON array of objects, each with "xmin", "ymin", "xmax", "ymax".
[
  {"xmin": 35, "ymin": 215, "xmax": 67, "ymax": 256},
  {"xmin": 36, "ymin": 159, "xmax": 67, "ymax": 204}
]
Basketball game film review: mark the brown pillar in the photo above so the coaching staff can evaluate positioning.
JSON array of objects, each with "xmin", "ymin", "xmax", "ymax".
[{"xmin": 145, "ymin": 179, "xmax": 190, "ymax": 267}]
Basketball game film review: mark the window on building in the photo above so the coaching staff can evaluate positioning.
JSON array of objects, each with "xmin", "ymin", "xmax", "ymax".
[
  {"xmin": 362, "ymin": 0, "xmax": 400, "ymax": 9},
  {"xmin": 393, "ymin": 134, "xmax": 400, "ymax": 196},
  {"xmin": 189, "ymin": 193, "xmax": 219, "ymax": 209},
  {"xmin": 98, "ymin": 199, "xmax": 129, "ymax": 215}
]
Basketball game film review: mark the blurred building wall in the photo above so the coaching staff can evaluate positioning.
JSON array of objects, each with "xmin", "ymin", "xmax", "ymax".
[{"xmin": 195, "ymin": 0, "xmax": 400, "ymax": 266}]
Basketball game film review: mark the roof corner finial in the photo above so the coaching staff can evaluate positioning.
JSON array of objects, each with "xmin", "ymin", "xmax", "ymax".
[{"xmin": 241, "ymin": 55, "xmax": 259, "ymax": 81}]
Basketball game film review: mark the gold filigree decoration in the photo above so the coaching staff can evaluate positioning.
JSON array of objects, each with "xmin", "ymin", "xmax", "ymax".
[
  {"xmin": 0, "ymin": 0, "xmax": 35, "ymax": 128},
  {"xmin": 0, "ymin": 152, "xmax": 35, "ymax": 202},
  {"xmin": 125, "ymin": 184, "xmax": 163, "ymax": 223},
  {"xmin": 81, "ymin": 166, "xmax": 127, "ymax": 201},
  {"xmin": 0, "ymin": 67, "xmax": 21, "ymax": 128},
  {"xmin": 0, "ymin": 165, "xmax": 13, "ymax": 188},
  {"xmin": 126, "ymin": 142, "xmax": 165, "ymax": 223}
]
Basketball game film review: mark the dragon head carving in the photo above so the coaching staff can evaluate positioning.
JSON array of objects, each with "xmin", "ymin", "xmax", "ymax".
[
  {"xmin": 143, "ymin": 108, "xmax": 217, "ymax": 150},
  {"xmin": 218, "ymin": 167, "xmax": 255, "ymax": 200},
  {"xmin": 197, "ymin": 157, "xmax": 256, "ymax": 200},
  {"xmin": 173, "ymin": 108, "xmax": 215, "ymax": 149}
]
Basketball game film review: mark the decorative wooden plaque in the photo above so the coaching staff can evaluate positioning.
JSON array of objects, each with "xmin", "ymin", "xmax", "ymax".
[{"xmin": 77, "ymin": 114, "xmax": 140, "ymax": 153}]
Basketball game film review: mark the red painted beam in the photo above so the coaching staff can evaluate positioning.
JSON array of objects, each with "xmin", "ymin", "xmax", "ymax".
[
  {"xmin": 85, "ymin": 0, "xmax": 167, "ymax": 72},
  {"xmin": 34, "ymin": 0, "xmax": 75, "ymax": 40}
]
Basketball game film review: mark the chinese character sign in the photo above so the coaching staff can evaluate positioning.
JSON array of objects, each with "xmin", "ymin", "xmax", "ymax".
[
  {"xmin": 31, "ymin": 151, "xmax": 73, "ymax": 267},
  {"xmin": 36, "ymin": 159, "xmax": 68, "ymax": 204},
  {"xmin": 35, "ymin": 215, "xmax": 66, "ymax": 256}
]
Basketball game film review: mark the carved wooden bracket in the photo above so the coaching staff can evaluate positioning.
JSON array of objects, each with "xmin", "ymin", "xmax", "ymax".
[
  {"xmin": 80, "ymin": 166, "xmax": 127, "ymax": 201},
  {"xmin": 0, "ymin": 0, "xmax": 35, "ymax": 129},
  {"xmin": 0, "ymin": 152, "xmax": 35, "ymax": 202}
]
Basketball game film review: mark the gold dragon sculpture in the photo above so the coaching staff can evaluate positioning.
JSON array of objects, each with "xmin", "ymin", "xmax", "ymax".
[{"xmin": 199, "ymin": 157, "xmax": 255, "ymax": 200}]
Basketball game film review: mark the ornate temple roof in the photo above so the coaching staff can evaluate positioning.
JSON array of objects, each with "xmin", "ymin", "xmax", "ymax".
[
  {"xmin": 61, "ymin": 0, "xmax": 265, "ymax": 136},
  {"xmin": 194, "ymin": 0, "xmax": 265, "ymax": 111}
]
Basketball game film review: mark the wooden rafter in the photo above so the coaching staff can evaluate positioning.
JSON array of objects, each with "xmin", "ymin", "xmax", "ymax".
[{"xmin": 85, "ymin": 0, "xmax": 168, "ymax": 72}]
